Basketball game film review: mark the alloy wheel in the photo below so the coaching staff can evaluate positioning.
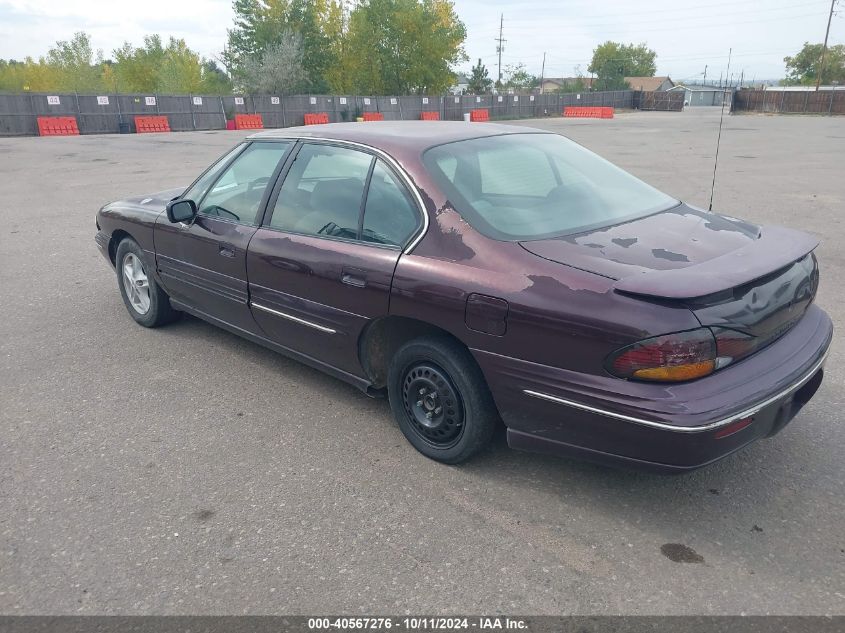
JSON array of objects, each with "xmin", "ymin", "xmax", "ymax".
[{"xmin": 122, "ymin": 252, "xmax": 151, "ymax": 315}]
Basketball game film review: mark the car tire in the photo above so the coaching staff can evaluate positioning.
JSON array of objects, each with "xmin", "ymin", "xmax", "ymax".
[
  {"xmin": 388, "ymin": 335, "xmax": 498, "ymax": 464},
  {"xmin": 115, "ymin": 238, "xmax": 179, "ymax": 328}
]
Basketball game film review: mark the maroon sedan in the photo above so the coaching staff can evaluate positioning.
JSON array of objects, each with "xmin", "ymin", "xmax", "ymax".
[{"xmin": 95, "ymin": 122, "xmax": 832, "ymax": 472}]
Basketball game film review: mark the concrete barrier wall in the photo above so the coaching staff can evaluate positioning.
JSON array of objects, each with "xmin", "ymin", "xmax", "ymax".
[{"xmin": 0, "ymin": 90, "xmax": 643, "ymax": 136}]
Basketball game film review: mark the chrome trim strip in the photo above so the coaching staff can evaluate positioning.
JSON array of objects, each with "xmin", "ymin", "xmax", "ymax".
[
  {"xmin": 250, "ymin": 302, "xmax": 337, "ymax": 334},
  {"xmin": 248, "ymin": 135, "xmax": 429, "ymax": 254},
  {"xmin": 523, "ymin": 348, "xmax": 829, "ymax": 433}
]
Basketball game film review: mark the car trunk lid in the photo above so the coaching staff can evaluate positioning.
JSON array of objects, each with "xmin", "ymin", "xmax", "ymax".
[{"xmin": 520, "ymin": 204, "xmax": 820, "ymax": 343}]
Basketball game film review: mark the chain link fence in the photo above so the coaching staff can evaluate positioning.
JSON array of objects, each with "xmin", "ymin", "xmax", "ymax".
[{"xmin": 1, "ymin": 90, "xmax": 646, "ymax": 136}]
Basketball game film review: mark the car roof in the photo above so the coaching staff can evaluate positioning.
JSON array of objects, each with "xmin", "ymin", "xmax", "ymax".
[{"xmin": 248, "ymin": 120, "xmax": 550, "ymax": 153}]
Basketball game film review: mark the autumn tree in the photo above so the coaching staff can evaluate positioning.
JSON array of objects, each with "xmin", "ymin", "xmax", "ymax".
[
  {"xmin": 466, "ymin": 58, "xmax": 492, "ymax": 93},
  {"xmin": 588, "ymin": 41, "xmax": 656, "ymax": 90},
  {"xmin": 783, "ymin": 42, "xmax": 845, "ymax": 86}
]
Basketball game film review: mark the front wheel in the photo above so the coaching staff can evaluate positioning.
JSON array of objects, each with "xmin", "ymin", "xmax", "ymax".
[
  {"xmin": 115, "ymin": 238, "xmax": 179, "ymax": 328},
  {"xmin": 387, "ymin": 336, "xmax": 498, "ymax": 464}
]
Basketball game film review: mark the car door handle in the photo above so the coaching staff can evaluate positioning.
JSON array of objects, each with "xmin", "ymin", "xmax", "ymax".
[
  {"xmin": 341, "ymin": 272, "xmax": 366, "ymax": 288},
  {"xmin": 219, "ymin": 244, "xmax": 236, "ymax": 258}
]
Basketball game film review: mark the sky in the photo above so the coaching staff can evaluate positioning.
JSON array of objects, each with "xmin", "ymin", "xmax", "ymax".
[{"xmin": 0, "ymin": 0, "xmax": 841, "ymax": 82}]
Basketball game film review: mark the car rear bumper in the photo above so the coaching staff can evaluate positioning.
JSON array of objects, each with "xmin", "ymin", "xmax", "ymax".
[{"xmin": 472, "ymin": 304, "xmax": 833, "ymax": 473}]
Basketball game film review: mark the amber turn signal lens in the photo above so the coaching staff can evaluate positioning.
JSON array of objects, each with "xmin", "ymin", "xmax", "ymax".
[{"xmin": 632, "ymin": 360, "xmax": 716, "ymax": 382}]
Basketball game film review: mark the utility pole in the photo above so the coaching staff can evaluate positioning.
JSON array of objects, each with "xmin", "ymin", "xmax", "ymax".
[
  {"xmin": 540, "ymin": 52, "xmax": 546, "ymax": 94},
  {"xmin": 816, "ymin": 0, "xmax": 837, "ymax": 91},
  {"xmin": 495, "ymin": 13, "xmax": 506, "ymax": 88},
  {"xmin": 703, "ymin": 64, "xmax": 708, "ymax": 86}
]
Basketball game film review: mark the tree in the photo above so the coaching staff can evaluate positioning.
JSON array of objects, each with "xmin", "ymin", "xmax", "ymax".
[
  {"xmin": 113, "ymin": 35, "xmax": 230, "ymax": 94},
  {"xmin": 466, "ymin": 58, "xmax": 492, "ymax": 93},
  {"xmin": 225, "ymin": 0, "xmax": 343, "ymax": 93},
  {"xmin": 238, "ymin": 32, "xmax": 309, "ymax": 94},
  {"xmin": 46, "ymin": 31, "xmax": 105, "ymax": 91},
  {"xmin": 340, "ymin": 0, "xmax": 467, "ymax": 94},
  {"xmin": 588, "ymin": 41, "xmax": 656, "ymax": 91},
  {"xmin": 503, "ymin": 62, "xmax": 538, "ymax": 92},
  {"xmin": 783, "ymin": 42, "xmax": 845, "ymax": 86}
]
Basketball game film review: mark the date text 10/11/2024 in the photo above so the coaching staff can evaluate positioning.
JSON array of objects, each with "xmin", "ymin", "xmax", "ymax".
[{"xmin": 307, "ymin": 617, "xmax": 529, "ymax": 630}]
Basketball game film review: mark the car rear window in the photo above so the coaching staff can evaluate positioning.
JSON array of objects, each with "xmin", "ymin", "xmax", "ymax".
[{"xmin": 423, "ymin": 133, "xmax": 678, "ymax": 241}]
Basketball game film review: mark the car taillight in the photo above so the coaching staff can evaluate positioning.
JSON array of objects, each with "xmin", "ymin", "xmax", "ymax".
[
  {"xmin": 607, "ymin": 329, "xmax": 717, "ymax": 382},
  {"xmin": 712, "ymin": 327, "xmax": 759, "ymax": 367},
  {"xmin": 607, "ymin": 327, "xmax": 762, "ymax": 382}
]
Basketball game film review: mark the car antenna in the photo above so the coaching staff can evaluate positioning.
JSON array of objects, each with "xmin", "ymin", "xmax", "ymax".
[{"xmin": 708, "ymin": 47, "xmax": 732, "ymax": 212}]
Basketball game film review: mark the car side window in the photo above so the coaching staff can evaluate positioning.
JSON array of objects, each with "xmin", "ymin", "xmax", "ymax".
[
  {"xmin": 182, "ymin": 144, "xmax": 245, "ymax": 204},
  {"xmin": 269, "ymin": 143, "xmax": 373, "ymax": 240},
  {"xmin": 361, "ymin": 160, "xmax": 420, "ymax": 247},
  {"xmin": 198, "ymin": 141, "xmax": 291, "ymax": 225}
]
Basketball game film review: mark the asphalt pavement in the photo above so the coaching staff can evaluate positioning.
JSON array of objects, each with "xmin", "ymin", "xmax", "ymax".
[{"xmin": 0, "ymin": 108, "xmax": 843, "ymax": 614}]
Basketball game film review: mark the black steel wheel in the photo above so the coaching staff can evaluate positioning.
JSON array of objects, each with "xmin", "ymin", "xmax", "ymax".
[
  {"xmin": 401, "ymin": 362, "xmax": 465, "ymax": 449},
  {"xmin": 388, "ymin": 335, "xmax": 499, "ymax": 464}
]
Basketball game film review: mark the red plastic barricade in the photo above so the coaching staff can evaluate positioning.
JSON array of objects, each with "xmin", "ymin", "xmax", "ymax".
[
  {"xmin": 470, "ymin": 109, "xmax": 489, "ymax": 122},
  {"xmin": 420, "ymin": 111, "xmax": 440, "ymax": 120},
  {"xmin": 234, "ymin": 114, "xmax": 264, "ymax": 130},
  {"xmin": 563, "ymin": 107, "xmax": 614, "ymax": 119},
  {"xmin": 362, "ymin": 112, "xmax": 384, "ymax": 121},
  {"xmin": 134, "ymin": 116, "xmax": 171, "ymax": 133},
  {"xmin": 36, "ymin": 116, "xmax": 80, "ymax": 136},
  {"xmin": 303, "ymin": 112, "xmax": 329, "ymax": 125}
]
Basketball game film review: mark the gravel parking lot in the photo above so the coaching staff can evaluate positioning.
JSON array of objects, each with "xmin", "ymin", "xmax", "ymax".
[{"xmin": 1, "ymin": 109, "xmax": 843, "ymax": 615}]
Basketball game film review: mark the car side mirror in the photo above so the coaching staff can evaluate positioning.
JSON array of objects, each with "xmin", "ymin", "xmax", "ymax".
[{"xmin": 166, "ymin": 199, "xmax": 197, "ymax": 223}]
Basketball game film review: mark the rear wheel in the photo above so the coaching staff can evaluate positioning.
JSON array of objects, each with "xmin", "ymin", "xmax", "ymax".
[
  {"xmin": 388, "ymin": 336, "xmax": 498, "ymax": 464},
  {"xmin": 115, "ymin": 238, "xmax": 179, "ymax": 328}
]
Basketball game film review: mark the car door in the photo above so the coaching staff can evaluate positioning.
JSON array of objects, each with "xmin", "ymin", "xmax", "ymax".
[
  {"xmin": 246, "ymin": 141, "xmax": 424, "ymax": 377},
  {"xmin": 155, "ymin": 140, "xmax": 293, "ymax": 333}
]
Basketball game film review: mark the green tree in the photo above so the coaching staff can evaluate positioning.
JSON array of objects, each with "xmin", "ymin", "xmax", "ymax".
[
  {"xmin": 113, "ymin": 35, "xmax": 166, "ymax": 92},
  {"xmin": 113, "ymin": 35, "xmax": 230, "ymax": 94},
  {"xmin": 225, "ymin": 0, "xmax": 343, "ymax": 93},
  {"xmin": 46, "ymin": 31, "xmax": 105, "ymax": 91},
  {"xmin": 588, "ymin": 41, "xmax": 656, "ymax": 91},
  {"xmin": 466, "ymin": 58, "xmax": 492, "ymax": 93},
  {"xmin": 341, "ymin": 0, "xmax": 467, "ymax": 94},
  {"xmin": 200, "ymin": 61, "xmax": 234, "ymax": 94},
  {"xmin": 503, "ymin": 62, "xmax": 538, "ymax": 92},
  {"xmin": 783, "ymin": 42, "xmax": 845, "ymax": 86}
]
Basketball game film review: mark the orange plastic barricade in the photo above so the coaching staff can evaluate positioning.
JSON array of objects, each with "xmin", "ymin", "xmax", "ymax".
[
  {"xmin": 36, "ymin": 116, "xmax": 80, "ymax": 136},
  {"xmin": 234, "ymin": 114, "xmax": 264, "ymax": 130},
  {"xmin": 563, "ymin": 107, "xmax": 613, "ymax": 119},
  {"xmin": 134, "ymin": 116, "xmax": 171, "ymax": 133},
  {"xmin": 470, "ymin": 109, "xmax": 489, "ymax": 122},
  {"xmin": 420, "ymin": 111, "xmax": 440, "ymax": 120},
  {"xmin": 303, "ymin": 112, "xmax": 329, "ymax": 125},
  {"xmin": 362, "ymin": 112, "xmax": 384, "ymax": 121}
]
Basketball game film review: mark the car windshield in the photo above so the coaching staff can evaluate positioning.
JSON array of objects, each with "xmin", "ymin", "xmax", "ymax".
[{"xmin": 423, "ymin": 133, "xmax": 678, "ymax": 241}]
